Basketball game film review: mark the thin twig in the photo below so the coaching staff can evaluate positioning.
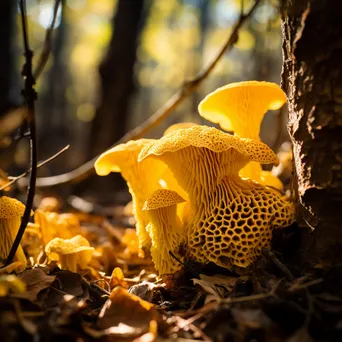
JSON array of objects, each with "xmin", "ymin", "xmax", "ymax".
[
  {"xmin": 0, "ymin": 145, "xmax": 69, "ymax": 191},
  {"xmin": 33, "ymin": 0, "xmax": 61, "ymax": 80},
  {"xmin": 5, "ymin": 0, "xmax": 38, "ymax": 265},
  {"xmin": 262, "ymin": 247, "xmax": 295, "ymax": 281},
  {"xmin": 32, "ymin": 0, "xmax": 262, "ymax": 188}
]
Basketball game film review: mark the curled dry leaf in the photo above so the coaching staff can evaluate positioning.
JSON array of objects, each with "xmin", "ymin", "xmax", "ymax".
[
  {"xmin": 193, "ymin": 274, "xmax": 237, "ymax": 300},
  {"xmin": 98, "ymin": 286, "xmax": 159, "ymax": 341},
  {"xmin": 16, "ymin": 268, "xmax": 56, "ymax": 302},
  {"xmin": 109, "ymin": 267, "xmax": 128, "ymax": 290},
  {"xmin": 128, "ymin": 282, "xmax": 160, "ymax": 303}
]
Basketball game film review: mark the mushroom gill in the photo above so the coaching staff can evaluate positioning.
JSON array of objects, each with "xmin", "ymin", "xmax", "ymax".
[
  {"xmin": 139, "ymin": 126, "xmax": 295, "ymax": 269},
  {"xmin": 143, "ymin": 189, "xmax": 186, "ymax": 275},
  {"xmin": 198, "ymin": 81, "xmax": 287, "ymax": 190}
]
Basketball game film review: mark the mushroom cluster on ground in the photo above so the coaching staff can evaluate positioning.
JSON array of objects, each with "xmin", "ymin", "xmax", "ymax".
[{"xmin": 95, "ymin": 80, "xmax": 296, "ymax": 275}]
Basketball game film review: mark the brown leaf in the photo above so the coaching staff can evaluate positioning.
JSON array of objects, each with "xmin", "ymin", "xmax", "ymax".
[
  {"xmin": 193, "ymin": 274, "xmax": 237, "ymax": 299},
  {"xmin": 16, "ymin": 268, "xmax": 56, "ymax": 302},
  {"xmin": 98, "ymin": 287, "xmax": 159, "ymax": 341}
]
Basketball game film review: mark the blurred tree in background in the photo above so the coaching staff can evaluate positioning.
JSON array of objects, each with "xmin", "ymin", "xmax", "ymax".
[{"xmin": 2, "ymin": 0, "xmax": 286, "ymax": 197}]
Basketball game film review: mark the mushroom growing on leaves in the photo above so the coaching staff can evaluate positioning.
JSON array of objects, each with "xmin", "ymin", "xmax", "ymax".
[
  {"xmin": 0, "ymin": 196, "xmax": 28, "ymax": 268},
  {"xmin": 198, "ymin": 81, "xmax": 287, "ymax": 190},
  {"xmin": 139, "ymin": 126, "xmax": 295, "ymax": 269},
  {"xmin": 45, "ymin": 235, "xmax": 94, "ymax": 273},
  {"xmin": 143, "ymin": 189, "xmax": 186, "ymax": 275}
]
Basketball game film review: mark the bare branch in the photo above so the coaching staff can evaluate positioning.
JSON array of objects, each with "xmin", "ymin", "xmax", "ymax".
[
  {"xmin": 33, "ymin": 0, "xmax": 61, "ymax": 80},
  {"xmin": 0, "ymin": 145, "xmax": 69, "ymax": 191},
  {"xmin": 5, "ymin": 0, "xmax": 38, "ymax": 265},
  {"xmin": 33, "ymin": 0, "xmax": 261, "ymax": 188}
]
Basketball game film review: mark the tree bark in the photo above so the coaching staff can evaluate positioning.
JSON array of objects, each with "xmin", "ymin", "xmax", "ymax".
[
  {"xmin": 281, "ymin": 0, "xmax": 342, "ymax": 265},
  {"xmin": 88, "ymin": 0, "xmax": 146, "ymax": 158}
]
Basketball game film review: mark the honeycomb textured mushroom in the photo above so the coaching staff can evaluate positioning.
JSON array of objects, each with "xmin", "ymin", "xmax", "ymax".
[
  {"xmin": 0, "ymin": 196, "xmax": 27, "ymax": 268},
  {"xmin": 94, "ymin": 139, "xmax": 168, "ymax": 252},
  {"xmin": 45, "ymin": 235, "xmax": 94, "ymax": 273},
  {"xmin": 198, "ymin": 81, "xmax": 287, "ymax": 190},
  {"xmin": 163, "ymin": 122, "xmax": 198, "ymax": 136},
  {"xmin": 143, "ymin": 189, "xmax": 186, "ymax": 275},
  {"xmin": 139, "ymin": 126, "xmax": 295, "ymax": 269}
]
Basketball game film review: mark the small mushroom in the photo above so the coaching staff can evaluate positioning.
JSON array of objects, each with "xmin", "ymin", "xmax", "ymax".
[
  {"xmin": 45, "ymin": 235, "xmax": 94, "ymax": 272},
  {"xmin": 198, "ymin": 81, "xmax": 287, "ymax": 189},
  {"xmin": 139, "ymin": 125, "xmax": 295, "ymax": 269},
  {"xmin": 0, "ymin": 196, "xmax": 28, "ymax": 268},
  {"xmin": 143, "ymin": 189, "xmax": 186, "ymax": 275}
]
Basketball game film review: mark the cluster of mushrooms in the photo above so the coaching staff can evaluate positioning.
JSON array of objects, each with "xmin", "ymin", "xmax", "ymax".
[
  {"xmin": 0, "ymin": 196, "xmax": 94, "ymax": 272},
  {"xmin": 95, "ymin": 81, "xmax": 296, "ymax": 275}
]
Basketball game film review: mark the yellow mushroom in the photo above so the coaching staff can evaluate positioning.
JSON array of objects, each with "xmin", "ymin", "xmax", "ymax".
[
  {"xmin": 0, "ymin": 196, "xmax": 28, "ymax": 268},
  {"xmin": 94, "ymin": 139, "xmax": 188, "ymax": 254},
  {"xmin": 139, "ymin": 126, "xmax": 295, "ymax": 269},
  {"xmin": 143, "ymin": 189, "xmax": 186, "ymax": 275},
  {"xmin": 34, "ymin": 209, "xmax": 77, "ymax": 247},
  {"xmin": 45, "ymin": 235, "xmax": 94, "ymax": 273},
  {"xmin": 0, "ymin": 274, "xmax": 26, "ymax": 296},
  {"xmin": 198, "ymin": 81, "xmax": 287, "ymax": 190},
  {"xmin": 94, "ymin": 139, "xmax": 167, "ymax": 252},
  {"xmin": 163, "ymin": 122, "xmax": 198, "ymax": 136}
]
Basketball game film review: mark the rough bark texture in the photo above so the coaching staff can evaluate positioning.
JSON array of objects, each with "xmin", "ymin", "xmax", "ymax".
[{"xmin": 281, "ymin": 0, "xmax": 342, "ymax": 265}]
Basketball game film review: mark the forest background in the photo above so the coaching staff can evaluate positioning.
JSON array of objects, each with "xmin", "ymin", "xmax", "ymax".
[{"xmin": 0, "ymin": 0, "xmax": 287, "ymax": 201}]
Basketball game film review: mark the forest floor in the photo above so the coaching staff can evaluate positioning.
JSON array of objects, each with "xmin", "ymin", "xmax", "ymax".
[{"xmin": 1, "ymin": 196, "xmax": 342, "ymax": 342}]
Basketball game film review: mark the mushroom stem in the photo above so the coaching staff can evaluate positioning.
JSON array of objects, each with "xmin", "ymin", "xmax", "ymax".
[
  {"xmin": 0, "ymin": 218, "xmax": 27, "ymax": 266},
  {"xmin": 145, "ymin": 205, "xmax": 184, "ymax": 275}
]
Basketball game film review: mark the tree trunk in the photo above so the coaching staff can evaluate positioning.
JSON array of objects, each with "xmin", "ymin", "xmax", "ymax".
[
  {"xmin": 88, "ymin": 0, "xmax": 146, "ymax": 158},
  {"xmin": 281, "ymin": 0, "xmax": 342, "ymax": 266}
]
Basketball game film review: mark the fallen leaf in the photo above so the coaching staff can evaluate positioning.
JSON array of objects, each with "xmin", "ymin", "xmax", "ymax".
[
  {"xmin": 16, "ymin": 268, "xmax": 56, "ymax": 302},
  {"xmin": 193, "ymin": 274, "xmax": 237, "ymax": 299},
  {"xmin": 109, "ymin": 267, "xmax": 128, "ymax": 289},
  {"xmin": 98, "ymin": 287, "xmax": 159, "ymax": 341}
]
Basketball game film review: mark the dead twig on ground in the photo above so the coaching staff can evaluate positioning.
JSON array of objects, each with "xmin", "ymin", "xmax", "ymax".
[
  {"xmin": 31, "ymin": 0, "xmax": 262, "ymax": 188},
  {"xmin": 262, "ymin": 248, "xmax": 295, "ymax": 281},
  {"xmin": 5, "ymin": 0, "xmax": 38, "ymax": 265}
]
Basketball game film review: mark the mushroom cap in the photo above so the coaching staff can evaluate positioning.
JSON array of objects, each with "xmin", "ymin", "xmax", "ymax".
[
  {"xmin": 198, "ymin": 81, "xmax": 287, "ymax": 135},
  {"xmin": 94, "ymin": 139, "xmax": 153, "ymax": 176},
  {"xmin": 163, "ymin": 122, "xmax": 198, "ymax": 136},
  {"xmin": 139, "ymin": 125, "xmax": 278, "ymax": 165},
  {"xmin": 142, "ymin": 189, "xmax": 185, "ymax": 211},
  {"xmin": 0, "ymin": 196, "xmax": 26, "ymax": 219},
  {"xmin": 45, "ymin": 235, "xmax": 94, "ymax": 256}
]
